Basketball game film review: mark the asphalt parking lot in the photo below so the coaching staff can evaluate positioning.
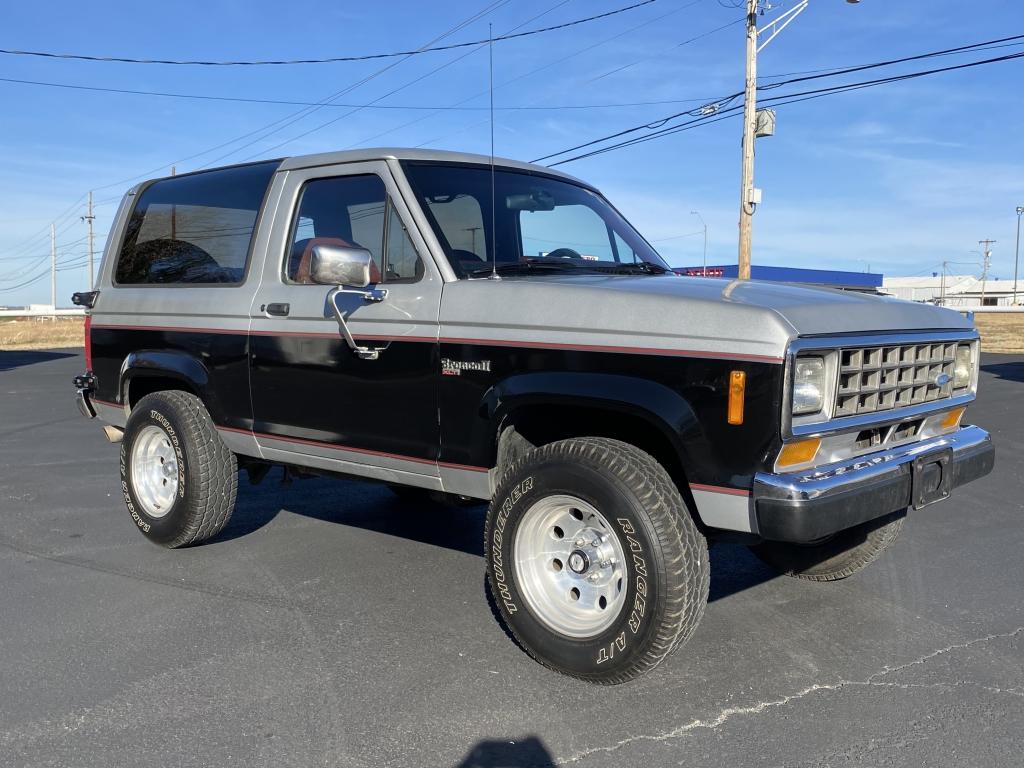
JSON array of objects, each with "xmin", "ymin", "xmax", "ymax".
[{"xmin": 1, "ymin": 349, "xmax": 1021, "ymax": 768}]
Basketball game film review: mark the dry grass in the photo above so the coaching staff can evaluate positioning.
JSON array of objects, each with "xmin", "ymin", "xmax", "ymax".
[
  {"xmin": 973, "ymin": 313, "xmax": 1024, "ymax": 354},
  {"xmin": 0, "ymin": 317, "xmax": 85, "ymax": 350}
]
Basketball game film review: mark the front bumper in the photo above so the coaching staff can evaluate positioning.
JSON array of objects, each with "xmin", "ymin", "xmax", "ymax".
[{"xmin": 753, "ymin": 425, "xmax": 994, "ymax": 542}]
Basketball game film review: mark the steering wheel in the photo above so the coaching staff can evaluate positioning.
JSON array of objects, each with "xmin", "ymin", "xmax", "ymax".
[{"xmin": 545, "ymin": 247, "xmax": 582, "ymax": 260}]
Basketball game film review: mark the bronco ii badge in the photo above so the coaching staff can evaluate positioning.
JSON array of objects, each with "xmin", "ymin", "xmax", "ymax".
[{"xmin": 441, "ymin": 357, "xmax": 492, "ymax": 376}]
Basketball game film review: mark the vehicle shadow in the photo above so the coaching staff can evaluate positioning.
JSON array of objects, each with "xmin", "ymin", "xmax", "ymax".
[
  {"xmin": 0, "ymin": 349, "xmax": 78, "ymax": 372},
  {"xmin": 454, "ymin": 736, "xmax": 555, "ymax": 767},
  {"xmin": 215, "ymin": 471, "xmax": 486, "ymax": 557},
  {"xmin": 981, "ymin": 359, "xmax": 1024, "ymax": 383},
  {"xmin": 217, "ymin": 470, "xmax": 777, "ymax": 603}
]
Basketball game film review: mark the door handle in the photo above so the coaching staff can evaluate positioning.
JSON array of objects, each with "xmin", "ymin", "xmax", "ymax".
[{"xmin": 262, "ymin": 302, "xmax": 290, "ymax": 317}]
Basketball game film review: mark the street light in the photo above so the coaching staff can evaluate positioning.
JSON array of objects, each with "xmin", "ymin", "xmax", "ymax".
[
  {"xmin": 1014, "ymin": 206, "xmax": 1023, "ymax": 306},
  {"xmin": 690, "ymin": 211, "xmax": 708, "ymax": 276}
]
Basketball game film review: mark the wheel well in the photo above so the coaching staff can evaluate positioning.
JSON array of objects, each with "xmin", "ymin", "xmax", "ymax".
[
  {"xmin": 497, "ymin": 403, "xmax": 688, "ymax": 492},
  {"xmin": 127, "ymin": 375, "xmax": 198, "ymax": 410}
]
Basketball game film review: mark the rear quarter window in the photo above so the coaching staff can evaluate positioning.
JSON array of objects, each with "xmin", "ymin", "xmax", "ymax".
[{"xmin": 114, "ymin": 161, "xmax": 278, "ymax": 285}]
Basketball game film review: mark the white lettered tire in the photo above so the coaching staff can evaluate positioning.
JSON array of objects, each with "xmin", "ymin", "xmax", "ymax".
[
  {"xmin": 484, "ymin": 437, "xmax": 709, "ymax": 684},
  {"xmin": 120, "ymin": 390, "xmax": 237, "ymax": 548}
]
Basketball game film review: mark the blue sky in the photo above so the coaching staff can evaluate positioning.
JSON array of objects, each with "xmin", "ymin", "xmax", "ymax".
[{"xmin": 1, "ymin": 0, "xmax": 1022, "ymax": 306}]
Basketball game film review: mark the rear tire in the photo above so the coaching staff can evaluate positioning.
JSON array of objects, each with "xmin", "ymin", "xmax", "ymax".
[
  {"xmin": 484, "ymin": 437, "xmax": 709, "ymax": 684},
  {"xmin": 120, "ymin": 390, "xmax": 237, "ymax": 548},
  {"xmin": 749, "ymin": 511, "xmax": 905, "ymax": 582}
]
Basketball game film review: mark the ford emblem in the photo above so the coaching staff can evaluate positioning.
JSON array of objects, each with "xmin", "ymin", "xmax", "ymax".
[{"xmin": 933, "ymin": 372, "xmax": 951, "ymax": 387}]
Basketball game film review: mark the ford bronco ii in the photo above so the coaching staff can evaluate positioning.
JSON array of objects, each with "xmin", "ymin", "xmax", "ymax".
[{"xmin": 72, "ymin": 148, "xmax": 994, "ymax": 683}]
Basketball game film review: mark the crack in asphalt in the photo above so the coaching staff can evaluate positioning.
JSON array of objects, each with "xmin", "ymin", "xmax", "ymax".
[{"xmin": 555, "ymin": 626, "xmax": 1024, "ymax": 766}]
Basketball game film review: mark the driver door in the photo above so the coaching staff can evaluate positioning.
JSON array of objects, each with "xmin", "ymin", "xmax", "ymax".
[{"xmin": 248, "ymin": 161, "xmax": 443, "ymax": 489}]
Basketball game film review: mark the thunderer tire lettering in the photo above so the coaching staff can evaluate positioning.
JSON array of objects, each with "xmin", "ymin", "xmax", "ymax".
[{"xmin": 491, "ymin": 476, "xmax": 534, "ymax": 614}]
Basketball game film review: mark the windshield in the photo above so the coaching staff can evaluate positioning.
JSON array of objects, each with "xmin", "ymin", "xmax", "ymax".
[{"xmin": 401, "ymin": 162, "xmax": 669, "ymax": 278}]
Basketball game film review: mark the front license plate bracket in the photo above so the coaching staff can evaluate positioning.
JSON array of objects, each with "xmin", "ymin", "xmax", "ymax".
[{"xmin": 911, "ymin": 448, "xmax": 953, "ymax": 510}]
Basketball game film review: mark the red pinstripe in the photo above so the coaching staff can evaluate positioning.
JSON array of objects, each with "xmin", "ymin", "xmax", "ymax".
[{"xmin": 89, "ymin": 323, "xmax": 783, "ymax": 363}]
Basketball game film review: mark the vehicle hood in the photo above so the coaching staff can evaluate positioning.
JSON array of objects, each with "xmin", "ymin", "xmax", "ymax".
[{"xmin": 439, "ymin": 275, "xmax": 973, "ymax": 362}]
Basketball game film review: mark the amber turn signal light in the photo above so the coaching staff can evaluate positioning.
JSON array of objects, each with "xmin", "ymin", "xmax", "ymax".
[
  {"xmin": 727, "ymin": 370, "xmax": 746, "ymax": 425},
  {"xmin": 777, "ymin": 438, "xmax": 821, "ymax": 469},
  {"xmin": 940, "ymin": 406, "xmax": 966, "ymax": 431}
]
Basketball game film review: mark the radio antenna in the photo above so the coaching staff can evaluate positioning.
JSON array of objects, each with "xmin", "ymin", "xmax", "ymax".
[{"xmin": 487, "ymin": 23, "xmax": 500, "ymax": 280}]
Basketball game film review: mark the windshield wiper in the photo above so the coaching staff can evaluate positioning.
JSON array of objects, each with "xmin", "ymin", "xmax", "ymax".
[
  {"xmin": 467, "ymin": 259, "xmax": 581, "ymax": 277},
  {"xmin": 590, "ymin": 261, "xmax": 670, "ymax": 275}
]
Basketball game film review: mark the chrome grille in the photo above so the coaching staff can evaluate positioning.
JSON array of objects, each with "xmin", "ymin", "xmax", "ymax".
[{"xmin": 834, "ymin": 342, "xmax": 957, "ymax": 417}]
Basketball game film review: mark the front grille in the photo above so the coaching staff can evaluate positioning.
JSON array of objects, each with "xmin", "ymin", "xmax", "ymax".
[{"xmin": 834, "ymin": 341, "xmax": 957, "ymax": 417}]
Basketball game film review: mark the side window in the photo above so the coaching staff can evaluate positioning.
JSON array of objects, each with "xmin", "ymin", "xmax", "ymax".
[
  {"xmin": 286, "ymin": 174, "xmax": 421, "ymax": 284},
  {"xmin": 519, "ymin": 204, "xmax": 615, "ymax": 261},
  {"xmin": 115, "ymin": 161, "xmax": 277, "ymax": 285}
]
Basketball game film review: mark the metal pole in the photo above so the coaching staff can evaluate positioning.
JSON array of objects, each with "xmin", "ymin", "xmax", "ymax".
[
  {"xmin": 940, "ymin": 262, "xmax": 947, "ymax": 306},
  {"xmin": 691, "ymin": 211, "xmax": 708, "ymax": 276},
  {"xmin": 50, "ymin": 223, "xmax": 56, "ymax": 310},
  {"xmin": 85, "ymin": 191, "xmax": 95, "ymax": 291},
  {"xmin": 1014, "ymin": 207, "xmax": 1023, "ymax": 306},
  {"xmin": 737, "ymin": 0, "xmax": 758, "ymax": 280},
  {"xmin": 702, "ymin": 221, "xmax": 708, "ymax": 276},
  {"xmin": 978, "ymin": 239, "xmax": 995, "ymax": 306}
]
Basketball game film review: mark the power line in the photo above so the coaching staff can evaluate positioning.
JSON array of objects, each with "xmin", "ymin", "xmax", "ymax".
[
  {"xmin": 194, "ymin": 0, "xmax": 515, "ymax": 168},
  {"xmin": 366, "ymin": 0, "xmax": 709, "ymax": 149},
  {"xmin": 5, "ymin": 0, "xmax": 513, "ymax": 213},
  {"xmin": 0, "ymin": 2, "xmax": 517, "ymax": 276},
  {"xmin": 583, "ymin": 15, "xmax": 746, "ymax": 85},
  {"xmin": 538, "ymin": 43, "xmax": 1024, "ymax": 165},
  {"xmin": 759, "ymin": 33, "xmax": 1024, "ymax": 91},
  {"xmin": 759, "ymin": 37, "xmax": 1024, "ymax": 80},
  {"xmin": 0, "ymin": 74, "xmax": 721, "ymax": 111},
  {"xmin": 0, "ymin": 1, "xmax": 659, "ymax": 66}
]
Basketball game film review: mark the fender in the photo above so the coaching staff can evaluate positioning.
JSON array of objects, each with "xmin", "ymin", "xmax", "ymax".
[
  {"xmin": 118, "ymin": 350, "xmax": 223, "ymax": 422},
  {"xmin": 475, "ymin": 371, "xmax": 709, "ymax": 473}
]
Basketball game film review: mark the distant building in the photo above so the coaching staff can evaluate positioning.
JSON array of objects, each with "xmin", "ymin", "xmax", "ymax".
[
  {"xmin": 882, "ymin": 275, "xmax": 1022, "ymax": 306},
  {"xmin": 675, "ymin": 264, "xmax": 883, "ymax": 292}
]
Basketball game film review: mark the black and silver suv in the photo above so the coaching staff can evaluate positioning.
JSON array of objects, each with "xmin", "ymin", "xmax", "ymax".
[{"xmin": 73, "ymin": 148, "xmax": 994, "ymax": 683}]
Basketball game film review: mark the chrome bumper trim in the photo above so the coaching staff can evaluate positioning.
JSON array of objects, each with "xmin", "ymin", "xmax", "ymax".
[{"xmin": 752, "ymin": 425, "xmax": 994, "ymax": 542}]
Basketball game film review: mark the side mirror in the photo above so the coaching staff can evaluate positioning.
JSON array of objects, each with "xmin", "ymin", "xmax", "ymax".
[{"xmin": 310, "ymin": 244, "xmax": 374, "ymax": 287}]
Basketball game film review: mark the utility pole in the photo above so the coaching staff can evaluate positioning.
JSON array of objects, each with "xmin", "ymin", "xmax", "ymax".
[
  {"xmin": 978, "ymin": 239, "xmax": 995, "ymax": 306},
  {"xmin": 735, "ymin": 0, "xmax": 857, "ymax": 278},
  {"xmin": 737, "ymin": 0, "xmax": 759, "ymax": 280},
  {"xmin": 1014, "ymin": 207, "xmax": 1023, "ymax": 306},
  {"xmin": 82, "ymin": 191, "xmax": 95, "ymax": 291},
  {"xmin": 50, "ymin": 223, "xmax": 57, "ymax": 311},
  {"xmin": 940, "ymin": 261, "xmax": 947, "ymax": 306}
]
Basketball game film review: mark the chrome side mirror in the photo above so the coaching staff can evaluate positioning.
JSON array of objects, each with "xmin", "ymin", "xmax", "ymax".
[{"xmin": 310, "ymin": 244, "xmax": 374, "ymax": 288}]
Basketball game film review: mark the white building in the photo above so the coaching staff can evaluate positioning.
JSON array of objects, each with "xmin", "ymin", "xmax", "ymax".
[{"xmin": 882, "ymin": 275, "xmax": 1023, "ymax": 306}]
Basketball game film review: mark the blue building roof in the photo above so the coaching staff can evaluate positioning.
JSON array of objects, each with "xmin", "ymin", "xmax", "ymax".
[{"xmin": 675, "ymin": 264, "xmax": 883, "ymax": 289}]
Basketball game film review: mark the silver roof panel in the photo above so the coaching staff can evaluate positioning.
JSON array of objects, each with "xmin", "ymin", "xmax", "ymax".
[{"xmin": 276, "ymin": 147, "xmax": 594, "ymax": 189}]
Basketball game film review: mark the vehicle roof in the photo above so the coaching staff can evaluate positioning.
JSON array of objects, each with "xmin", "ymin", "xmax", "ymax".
[{"xmin": 277, "ymin": 147, "xmax": 594, "ymax": 189}]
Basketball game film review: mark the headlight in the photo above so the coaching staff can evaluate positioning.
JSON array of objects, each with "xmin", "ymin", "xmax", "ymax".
[
  {"xmin": 792, "ymin": 356, "xmax": 825, "ymax": 415},
  {"xmin": 954, "ymin": 344, "xmax": 973, "ymax": 389}
]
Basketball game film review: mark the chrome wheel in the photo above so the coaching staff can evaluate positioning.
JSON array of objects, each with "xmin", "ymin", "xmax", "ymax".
[
  {"xmin": 130, "ymin": 424, "xmax": 179, "ymax": 518},
  {"xmin": 513, "ymin": 494, "xmax": 627, "ymax": 638}
]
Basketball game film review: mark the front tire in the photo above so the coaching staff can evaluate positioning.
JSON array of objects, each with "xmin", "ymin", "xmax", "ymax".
[
  {"xmin": 121, "ymin": 390, "xmax": 237, "ymax": 548},
  {"xmin": 749, "ymin": 511, "xmax": 905, "ymax": 582},
  {"xmin": 484, "ymin": 437, "xmax": 709, "ymax": 684}
]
